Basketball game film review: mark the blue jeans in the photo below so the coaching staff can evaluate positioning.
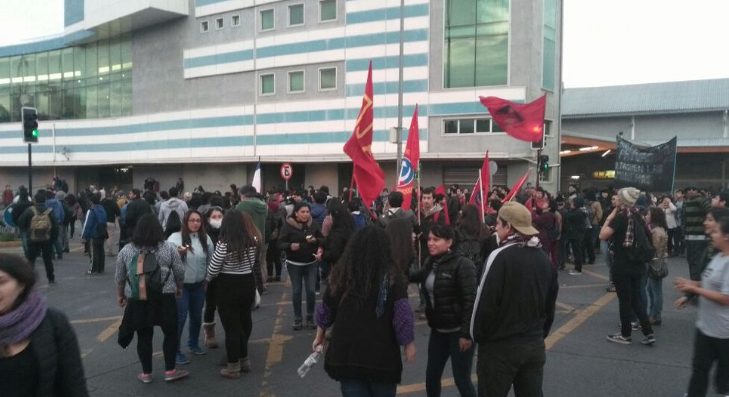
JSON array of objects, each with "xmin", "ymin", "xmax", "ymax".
[
  {"xmin": 601, "ymin": 240, "xmax": 613, "ymax": 280},
  {"xmin": 287, "ymin": 262, "xmax": 317, "ymax": 320},
  {"xmin": 426, "ymin": 330, "xmax": 476, "ymax": 397},
  {"xmin": 646, "ymin": 277, "xmax": 663, "ymax": 318},
  {"xmin": 177, "ymin": 281, "xmax": 206, "ymax": 351},
  {"xmin": 20, "ymin": 229, "xmax": 29, "ymax": 258},
  {"xmin": 340, "ymin": 378, "xmax": 397, "ymax": 397}
]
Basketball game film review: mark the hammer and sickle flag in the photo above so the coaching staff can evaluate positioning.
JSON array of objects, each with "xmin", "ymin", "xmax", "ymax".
[
  {"xmin": 343, "ymin": 61, "xmax": 385, "ymax": 209},
  {"xmin": 480, "ymin": 95, "xmax": 547, "ymax": 143}
]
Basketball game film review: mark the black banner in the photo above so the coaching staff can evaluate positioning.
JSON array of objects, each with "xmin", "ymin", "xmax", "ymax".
[{"xmin": 615, "ymin": 136, "xmax": 677, "ymax": 192}]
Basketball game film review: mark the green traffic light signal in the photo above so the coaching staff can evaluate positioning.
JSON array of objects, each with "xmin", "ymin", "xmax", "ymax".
[{"xmin": 32, "ymin": 129, "xmax": 39, "ymax": 138}]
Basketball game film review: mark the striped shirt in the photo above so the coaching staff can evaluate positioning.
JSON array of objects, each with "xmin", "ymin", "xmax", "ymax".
[{"xmin": 206, "ymin": 242, "xmax": 258, "ymax": 281}]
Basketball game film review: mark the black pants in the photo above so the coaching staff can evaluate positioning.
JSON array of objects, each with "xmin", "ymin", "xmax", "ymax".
[
  {"xmin": 266, "ymin": 240, "xmax": 282, "ymax": 278},
  {"xmin": 582, "ymin": 229, "xmax": 595, "ymax": 263},
  {"xmin": 133, "ymin": 294, "xmax": 178, "ymax": 374},
  {"xmin": 477, "ymin": 339, "xmax": 546, "ymax": 397},
  {"xmin": 667, "ymin": 228, "xmax": 676, "ymax": 255},
  {"xmin": 90, "ymin": 237, "xmax": 106, "ymax": 273},
  {"xmin": 203, "ymin": 278, "xmax": 218, "ymax": 324},
  {"xmin": 673, "ymin": 228, "xmax": 684, "ymax": 255},
  {"xmin": 687, "ymin": 329, "xmax": 729, "ymax": 397},
  {"xmin": 567, "ymin": 238, "xmax": 584, "ymax": 271},
  {"xmin": 216, "ymin": 273, "xmax": 255, "ymax": 363},
  {"xmin": 27, "ymin": 242, "xmax": 55, "ymax": 283},
  {"xmin": 686, "ymin": 240, "xmax": 708, "ymax": 281},
  {"xmin": 613, "ymin": 271, "xmax": 653, "ymax": 337}
]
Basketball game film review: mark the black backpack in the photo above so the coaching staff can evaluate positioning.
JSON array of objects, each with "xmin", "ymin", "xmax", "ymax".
[
  {"xmin": 126, "ymin": 250, "xmax": 170, "ymax": 301},
  {"xmin": 457, "ymin": 236, "xmax": 483, "ymax": 268},
  {"xmin": 625, "ymin": 215, "xmax": 656, "ymax": 264}
]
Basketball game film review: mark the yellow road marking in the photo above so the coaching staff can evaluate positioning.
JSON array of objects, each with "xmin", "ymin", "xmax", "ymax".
[
  {"xmin": 96, "ymin": 318, "xmax": 123, "ymax": 343},
  {"xmin": 545, "ymin": 292, "xmax": 616, "ymax": 350},
  {"xmin": 555, "ymin": 301, "xmax": 577, "ymax": 312},
  {"xmin": 581, "ymin": 269, "xmax": 610, "ymax": 281},
  {"xmin": 71, "ymin": 315, "xmax": 122, "ymax": 325},
  {"xmin": 560, "ymin": 283, "xmax": 608, "ymax": 290},
  {"xmin": 81, "ymin": 349, "xmax": 93, "ymax": 359},
  {"xmin": 259, "ymin": 279, "xmax": 292, "ymax": 397}
]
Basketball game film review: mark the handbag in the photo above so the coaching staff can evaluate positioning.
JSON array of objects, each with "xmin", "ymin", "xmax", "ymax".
[{"xmin": 648, "ymin": 258, "xmax": 668, "ymax": 279}]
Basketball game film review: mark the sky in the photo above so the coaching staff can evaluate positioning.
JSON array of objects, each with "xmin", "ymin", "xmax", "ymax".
[{"xmin": 1, "ymin": 0, "xmax": 728, "ymax": 88}]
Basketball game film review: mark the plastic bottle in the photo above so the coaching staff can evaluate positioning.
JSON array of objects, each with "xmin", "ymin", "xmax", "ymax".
[{"xmin": 297, "ymin": 346, "xmax": 323, "ymax": 378}]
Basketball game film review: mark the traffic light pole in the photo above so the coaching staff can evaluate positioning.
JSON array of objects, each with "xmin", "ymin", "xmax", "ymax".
[
  {"xmin": 28, "ymin": 144, "xmax": 32, "ymax": 193},
  {"xmin": 535, "ymin": 148, "xmax": 542, "ymax": 192}
]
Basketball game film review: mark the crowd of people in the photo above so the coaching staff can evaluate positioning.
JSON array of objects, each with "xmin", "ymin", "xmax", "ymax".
[{"xmin": 0, "ymin": 176, "xmax": 728, "ymax": 397}]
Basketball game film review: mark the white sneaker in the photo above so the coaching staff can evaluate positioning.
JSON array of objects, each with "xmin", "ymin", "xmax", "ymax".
[{"xmin": 568, "ymin": 270, "xmax": 582, "ymax": 276}]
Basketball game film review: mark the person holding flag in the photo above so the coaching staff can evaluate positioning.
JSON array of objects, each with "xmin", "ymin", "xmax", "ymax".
[{"xmin": 395, "ymin": 105, "xmax": 421, "ymax": 212}]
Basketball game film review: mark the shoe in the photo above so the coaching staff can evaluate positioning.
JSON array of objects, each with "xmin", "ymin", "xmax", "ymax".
[
  {"xmin": 266, "ymin": 277, "xmax": 274, "ymax": 283},
  {"xmin": 415, "ymin": 304, "xmax": 425, "ymax": 313},
  {"xmin": 558, "ymin": 265, "xmax": 566, "ymax": 270},
  {"xmin": 587, "ymin": 261, "xmax": 595, "ymax": 265},
  {"xmin": 57, "ymin": 256, "xmax": 62, "ymax": 260},
  {"xmin": 48, "ymin": 280, "xmax": 56, "ymax": 285},
  {"xmin": 63, "ymin": 248, "xmax": 70, "ymax": 253},
  {"xmin": 261, "ymin": 287, "xmax": 268, "ymax": 295},
  {"xmin": 137, "ymin": 373, "xmax": 153, "ymax": 384},
  {"xmin": 606, "ymin": 333, "xmax": 632, "ymax": 345},
  {"xmin": 86, "ymin": 270, "xmax": 98, "ymax": 275},
  {"xmin": 606, "ymin": 284, "xmax": 616, "ymax": 292},
  {"xmin": 203, "ymin": 323, "xmax": 219, "ymax": 349},
  {"xmin": 649, "ymin": 317, "xmax": 662, "ymax": 326},
  {"xmin": 293, "ymin": 319, "xmax": 303, "ymax": 330},
  {"xmin": 631, "ymin": 322, "xmax": 641, "ymax": 331},
  {"xmin": 220, "ymin": 362, "xmax": 241, "ymax": 379},
  {"xmin": 189, "ymin": 345, "xmax": 206, "ymax": 355},
  {"xmin": 176, "ymin": 352, "xmax": 190, "ymax": 365},
  {"xmin": 239, "ymin": 357, "xmax": 251, "ymax": 373},
  {"xmin": 568, "ymin": 270, "xmax": 582, "ymax": 276},
  {"xmin": 306, "ymin": 316, "xmax": 316, "ymax": 330},
  {"xmin": 641, "ymin": 334, "xmax": 656, "ymax": 345},
  {"xmin": 273, "ymin": 276, "xmax": 281, "ymax": 282},
  {"xmin": 418, "ymin": 313, "xmax": 427, "ymax": 320},
  {"xmin": 164, "ymin": 369, "xmax": 189, "ymax": 382}
]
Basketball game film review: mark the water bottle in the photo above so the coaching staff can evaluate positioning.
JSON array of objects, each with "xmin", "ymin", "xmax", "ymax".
[{"xmin": 297, "ymin": 346, "xmax": 323, "ymax": 378}]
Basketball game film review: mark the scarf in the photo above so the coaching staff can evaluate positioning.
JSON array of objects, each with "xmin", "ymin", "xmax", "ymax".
[
  {"xmin": 622, "ymin": 207, "xmax": 645, "ymax": 248},
  {"xmin": 0, "ymin": 289, "xmax": 47, "ymax": 347},
  {"xmin": 498, "ymin": 233, "xmax": 543, "ymax": 249},
  {"xmin": 375, "ymin": 275, "xmax": 389, "ymax": 319}
]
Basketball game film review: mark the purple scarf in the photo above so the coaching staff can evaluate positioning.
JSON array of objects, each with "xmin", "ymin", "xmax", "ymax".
[{"xmin": 0, "ymin": 289, "xmax": 47, "ymax": 347}]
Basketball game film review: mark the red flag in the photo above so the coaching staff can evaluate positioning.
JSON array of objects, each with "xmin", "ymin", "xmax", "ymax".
[
  {"xmin": 395, "ymin": 105, "xmax": 420, "ymax": 209},
  {"xmin": 468, "ymin": 151, "xmax": 490, "ymax": 207},
  {"xmin": 502, "ymin": 170, "xmax": 532, "ymax": 203},
  {"xmin": 480, "ymin": 95, "xmax": 546, "ymax": 143},
  {"xmin": 434, "ymin": 184, "xmax": 450, "ymax": 226},
  {"xmin": 343, "ymin": 61, "xmax": 385, "ymax": 209}
]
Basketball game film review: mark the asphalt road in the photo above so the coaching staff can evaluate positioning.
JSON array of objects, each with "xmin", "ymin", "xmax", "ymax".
[{"xmin": 1, "ymin": 231, "xmax": 704, "ymax": 397}]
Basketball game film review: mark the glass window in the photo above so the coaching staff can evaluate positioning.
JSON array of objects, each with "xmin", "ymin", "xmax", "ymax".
[
  {"xmin": 320, "ymin": 0, "xmax": 337, "ymax": 22},
  {"xmin": 73, "ymin": 47, "xmax": 85, "ymax": 79},
  {"xmin": 110, "ymin": 37, "xmax": 122, "ymax": 72},
  {"xmin": 98, "ymin": 40, "xmax": 110, "ymax": 75},
  {"xmin": 48, "ymin": 51, "xmax": 62, "ymax": 81},
  {"xmin": 200, "ymin": 21, "xmax": 209, "ymax": 32},
  {"xmin": 110, "ymin": 80, "xmax": 122, "ymax": 117},
  {"xmin": 121, "ymin": 36, "xmax": 132, "ymax": 70},
  {"xmin": 444, "ymin": 0, "xmax": 509, "ymax": 88},
  {"xmin": 260, "ymin": 9, "xmax": 274, "ymax": 31},
  {"xmin": 476, "ymin": 119, "xmax": 490, "ymax": 133},
  {"xmin": 232, "ymin": 15, "xmax": 241, "ymax": 27},
  {"xmin": 97, "ymin": 82, "xmax": 110, "ymax": 118},
  {"xmin": 0, "ymin": 58, "xmax": 9, "ymax": 85},
  {"xmin": 216, "ymin": 18, "xmax": 224, "ymax": 30},
  {"xmin": 86, "ymin": 84, "xmax": 98, "ymax": 118},
  {"xmin": 319, "ymin": 67, "xmax": 336, "ymax": 90},
  {"xmin": 85, "ymin": 42, "xmax": 98, "ymax": 78},
  {"xmin": 542, "ymin": 0, "xmax": 557, "ymax": 90},
  {"xmin": 21, "ymin": 54, "xmax": 36, "ymax": 82},
  {"xmin": 444, "ymin": 120, "xmax": 458, "ymax": 134},
  {"xmin": 260, "ymin": 73, "xmax": 275, "ymax": 95},
  {"xmin": 62, "ymin": 48, "xmax": 74, "ymax": 79},
  {"xmin": 289, "ymin": 4, "xmax": 304, "ymax": 26},
  {"xmin": 288, "ymin": 71, "xmax": 304, "ymax": 93},
  {"xmin": 459, "ymin": 119, "xmax": 475, "ymax": 134}
]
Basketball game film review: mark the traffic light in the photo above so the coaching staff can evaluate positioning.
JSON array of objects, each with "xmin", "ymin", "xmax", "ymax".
[
  {"xmin": 538, "ymin": 155, "xmax": 550, "ymax": 177},
  {"xmin": 22, "ymin": 107, "xmax": 39, "ymax": 143}
]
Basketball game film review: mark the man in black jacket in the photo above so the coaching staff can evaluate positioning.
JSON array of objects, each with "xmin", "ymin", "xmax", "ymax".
[
  {"xmin": 471, "ymin": 201, "xmax": 558, "ymax": 397},
  {"xmin": 17, "ymin": 190, "xmax": 59, "ymax": 284},
  {"xmin": 124, "ymin": 189, "xmax": 152, "ymax": 241}
]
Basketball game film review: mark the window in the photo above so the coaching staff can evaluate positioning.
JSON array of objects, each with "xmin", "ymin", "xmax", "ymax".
[
  {"xmin": 215, "ymin": 18, "xmax": 224, "ymax": 30},
  {"xmin": 319, "ymin": 0, "xmax": 337, "ymax": 22},
  {"xmin": 288, "ymin": 70, "xmax": 304, "ymax": 93},
  {"xmin": 289, "ymin": 4, "xmax": 304, "ymax": 26},
  {"xmin": 444, "ymin": 0, "xmax": 509, "ymax": 88},
  {"xmin": 200, "ymin": 21, "xmax": 209, "ymax": 32},
  {"xmin": 443, "ymin": 118, "xmax": 506, "ymax": 134},
  {"xmin": 260, "ymin": 9, "xmax": 274, "ymax": 31},
  {"xmin": 260, "ymin": 73, "xmax": 275, "ymax": 95},
  {"xmin": 542, "ymin": 0, "xmax": 557, "ymax": 90},
  {"xmin": 231, "ymin": 14, "xmax": 241, "ymax": 27},
  {"xmin": 319, "ymin": 67, "xmax": 336, "ymax": 90}
]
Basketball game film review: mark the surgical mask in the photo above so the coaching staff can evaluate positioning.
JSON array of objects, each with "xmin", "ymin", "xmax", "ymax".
[{"xmin": 209, "ymin": 219, "xmax": 222, "ymax": 229}]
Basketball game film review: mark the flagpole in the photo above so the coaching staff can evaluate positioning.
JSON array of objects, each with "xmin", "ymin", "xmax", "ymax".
[
  {"xmin": 349, "ymin": 167, "xmax": 355, "ymax": 201},
  {"xmin": 395, "ymin": 0, "xmax": 405, "ymax": 186},
  {"xmin": 416, "ymin": 161, "xmax": 422, "ymax": 269},
  {"xmin": 478, "ymin": 170, "xmax": 485, "ymax": 224}
]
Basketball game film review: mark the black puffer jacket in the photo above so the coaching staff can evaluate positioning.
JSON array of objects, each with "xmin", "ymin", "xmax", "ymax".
[
  {"xmin": 278, "ymin": 216, "xmax": 324, "ymax": 263},
  {"xmin": 410, "ymin": 252, "xmax": 477, "ymax": 339},
  {"xmin": 31, "ymin": 308, "xmax": 89, "ymax": 397}
]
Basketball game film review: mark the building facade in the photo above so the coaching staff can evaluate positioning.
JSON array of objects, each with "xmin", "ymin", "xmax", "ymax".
[
  {"xmin": 561, "ymin": 78, "xmax": 729, "ymax": 193},
  {"xmin": 0, "ymin": 0, "xmax": 562, "ymax": 195}
]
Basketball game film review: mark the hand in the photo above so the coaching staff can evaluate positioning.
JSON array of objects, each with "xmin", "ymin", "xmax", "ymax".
[
  {"xmin": 674, "ymin": 277, "xmax": 699, "ymax": 293},
  {"xmin": 313, "ymin": 251, "xmax": 323, "ymax": 261},
  {"xmin": 458, "ymin": 337, "xmax": 472, "ymax": 352},
  {"xmin": 306, "ymin": 235, "xmax": 316, "ymax": 244},
  {"xmin": 175, "ymin": 289, "xmax": 183, "ymax": 299},
  {"xmin": 177, "ymin": 246, "xmax": 188, "ymax": 254},
  {"xmin": 291, "ymin": 243, "xmax": 300, "ymax": 251},
  {"xmin": 675, "ymin": 296, "xmax": 689, "ymax": 309},
  {"xmin": 404, "ymin": 343, "xmax": 417, "ymax": 363},
  {"xmin": 203, "ymin": 280, "xmax": 209, "ymax": 292},
  {"xmin": 312, "ymin": 328, "xmax": 326, "ymax": 352},
  {"xmin": 117, "ymin": 295, "xmax": 127, "ymax": 307}
]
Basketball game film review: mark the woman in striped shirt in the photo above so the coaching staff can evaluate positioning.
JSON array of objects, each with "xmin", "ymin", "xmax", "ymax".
[{"xmin": 206, "ymin": 210, "xmax": 262, "ymax": 379}]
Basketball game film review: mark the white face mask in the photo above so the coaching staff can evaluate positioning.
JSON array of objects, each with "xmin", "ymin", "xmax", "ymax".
[{"xmin": 209, "ymin": 219, "xmax": 222, "ymax": 229}]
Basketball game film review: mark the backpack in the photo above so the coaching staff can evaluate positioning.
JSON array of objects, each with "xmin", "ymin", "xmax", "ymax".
[
  {"xmin": 125, "ymin": 250, "xmax": 171, "ymax": 301},
  {"xmin": 457, "ymin": 236, "xmax": 483, "ymax": 267},
  {"xmin": 625, "ymin": 215, "xmax": 656, "ymax": 264},
  {"xmin": 29, "ymin": 207, "xmax": 53, "ymax": 243}
]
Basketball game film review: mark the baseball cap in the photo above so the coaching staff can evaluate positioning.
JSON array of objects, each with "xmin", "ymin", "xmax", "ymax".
[{"xmin": 498, "ymin": 202, "xmax": 539, "ymax": 236}]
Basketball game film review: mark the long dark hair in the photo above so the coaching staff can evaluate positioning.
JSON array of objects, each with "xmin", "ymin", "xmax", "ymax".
[
  {"xmin": 164, "ymin": 211, "xmax": 182, "ymax": 239},
  {"xmin": 182, "ymin": 210, "xmax": 209, "ymax": 255},
  {"xmin": 0, "ymin": 253, "xmax": 36, "ymax": 313},
  {"xmin": 219, "ymin": 210, "xmax": 261, "ymax": 261},
  {"xmin": 385, "ymin": 217, "xmax": 414, "ymax": 277},
  {"xmin": 648, "ymin": 207, "xmax": 668, "ymax": 230},
  {"xmin": 328, "ymin": 225, "xmax": 398, "ymax": 302},
  {"xmin": 329, "ymin": 200, "xmax": 355, "ymax": 235},
  {"xmin": 131, "ymin": 214, "xmax": 165, "ymax": 248},
  {"xmin": 458, "ymin": 204, "xmax": 483, "ymax": 238}
]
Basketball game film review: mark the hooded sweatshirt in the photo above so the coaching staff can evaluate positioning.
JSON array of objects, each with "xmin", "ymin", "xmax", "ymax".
[
  {"xmin": 158, "ymin": 197, "xmax": 188, "ymax": 228},
  {"xmin": 236, "ymin": 197, "xmax": 268, "ymax": 238}
]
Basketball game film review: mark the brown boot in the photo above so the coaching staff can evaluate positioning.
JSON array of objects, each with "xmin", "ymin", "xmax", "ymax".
[
  {"xmin": 203, "ymin": 323, "xmax": 219, "ymax": 349},
  {"xmin": 220, "ymin": 362, "xmax": 241, "ymax": 379}
]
